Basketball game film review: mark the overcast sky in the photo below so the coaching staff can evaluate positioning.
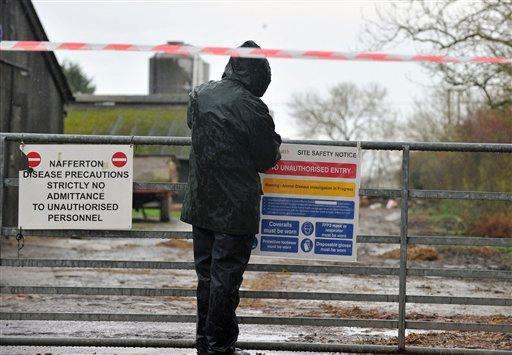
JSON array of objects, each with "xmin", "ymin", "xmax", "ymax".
[{"xmin": 33, "ymin": 0, "xmax": 433, "ymax": 139}]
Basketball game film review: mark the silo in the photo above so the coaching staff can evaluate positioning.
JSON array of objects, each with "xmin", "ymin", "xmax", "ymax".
[{"xmin": 149, "ymin": 41, "xmax": 210, "ymax": 95}]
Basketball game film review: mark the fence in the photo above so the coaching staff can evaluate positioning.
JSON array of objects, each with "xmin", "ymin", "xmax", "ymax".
[{"xmin": 0, "ymin": 132, "xmax": 511, "ymax": 354}]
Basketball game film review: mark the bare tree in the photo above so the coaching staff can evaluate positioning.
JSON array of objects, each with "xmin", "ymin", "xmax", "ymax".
[
  {"xmin": 288, "ymin": 82, "xmax": 390, "ymax": 141},
  {"xmin": 406, "ymin": 85, "xmax": 484, "ymax": 142},
  {"xmin": 364, "ymin": 0, "xmax": 512, "ymax": 107},
  {"xmin": 288, "ymin": 82, "xmax": 399, "ymax": 187}
]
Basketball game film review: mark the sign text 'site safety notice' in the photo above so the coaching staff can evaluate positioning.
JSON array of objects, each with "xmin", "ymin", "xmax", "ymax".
[
  {"xmin": 253, "ymin": 143, "xmax": 361, "ymax": 262},
  {"xmin": 18, "ymin": 144, "xmax": 133, "ymax": 230}
]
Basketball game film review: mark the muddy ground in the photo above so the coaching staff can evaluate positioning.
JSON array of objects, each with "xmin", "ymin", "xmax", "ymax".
[{"xmin": 1, "ymin": 206, "xmax": 511, "ymax": 354}]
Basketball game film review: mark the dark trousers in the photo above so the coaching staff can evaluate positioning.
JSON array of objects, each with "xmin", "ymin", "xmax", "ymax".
[{"xmin": 193, "ymin": 225, "xmax": 254, "ymax": 354}]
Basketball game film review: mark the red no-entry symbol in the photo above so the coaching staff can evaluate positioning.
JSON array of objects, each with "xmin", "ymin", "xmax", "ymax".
[
  {"xmin": 111, "ymin": 151, "xmax": 127, "ymax": 167},
  {"xmin": 26, "ymin": 151, "xmax": 41, "ymax": 168}
]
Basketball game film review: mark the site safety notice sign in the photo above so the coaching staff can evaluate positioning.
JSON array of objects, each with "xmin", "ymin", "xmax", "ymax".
[
  {"xmin": 18, "ymin": 144, "xmax": 133, "ymax": 230},
  {"xmin": 253, "ymin": 143, "xmax": 361, "ymax": 262}
]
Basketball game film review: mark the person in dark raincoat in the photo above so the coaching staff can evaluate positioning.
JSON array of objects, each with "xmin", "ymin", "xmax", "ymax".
[{"xmin": 181, "ymin": 40, "xmax": 282, "ymax": 355}]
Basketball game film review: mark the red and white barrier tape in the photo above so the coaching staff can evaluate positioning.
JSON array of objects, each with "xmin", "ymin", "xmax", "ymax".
[{"xmin": 0, "ymin": 41, "xmax": 510, "ymax": 64}]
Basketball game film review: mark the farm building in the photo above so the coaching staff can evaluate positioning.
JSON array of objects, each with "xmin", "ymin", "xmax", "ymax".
[
  {"xmin": 0, "ymin": 0, "xmax": 74, "ymax": 226},
  {"xmin": 64, "ymin": 47, "xmax": 211, "ymax": 220},
  {"xmin": 65, "ymin": 94, "xmax": 190, "ymax": 221}
]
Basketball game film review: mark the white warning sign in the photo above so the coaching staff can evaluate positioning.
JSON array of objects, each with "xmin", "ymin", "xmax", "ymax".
[{"xmin": 18, "ymin": 144, "xmax": 133, "ymax": 230}]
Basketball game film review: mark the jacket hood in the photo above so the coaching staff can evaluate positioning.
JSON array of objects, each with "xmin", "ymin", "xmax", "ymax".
[{"xmin": 222, "ymin": 40, "xmax": 271, "ymax": 97}]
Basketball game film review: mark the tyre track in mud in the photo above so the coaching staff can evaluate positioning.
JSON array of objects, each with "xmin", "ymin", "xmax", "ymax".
[{"xmin": 1, "ymin": 207, "xmax": 510, "ymax": 352}]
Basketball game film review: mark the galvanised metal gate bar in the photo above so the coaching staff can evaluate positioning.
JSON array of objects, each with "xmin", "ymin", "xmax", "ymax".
[
  {"xmin": 2, "ymin": 338, "xmax": 510, "ymax": 355},
  {"xmin": 1, "ymin": 132, "xmax": 511, "ymax": 354}
]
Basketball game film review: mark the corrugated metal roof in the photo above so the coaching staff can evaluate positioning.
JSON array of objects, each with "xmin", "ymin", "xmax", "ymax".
[
  {"xmin": 65, "ymin": 104, "xmax": 190, "ymax": 158},
  {"xmin": 74, "ymin": 94, "xmax": 189, "ymax": 105}
]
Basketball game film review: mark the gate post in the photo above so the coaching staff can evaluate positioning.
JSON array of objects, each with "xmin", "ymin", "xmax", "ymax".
[
  {"xmin": 0, "ymin": 136, "xmax": 6, "ymax": 238},
  {"xmin": 398, "ymin": 145, "xmax": 410, "ymax": 351}
]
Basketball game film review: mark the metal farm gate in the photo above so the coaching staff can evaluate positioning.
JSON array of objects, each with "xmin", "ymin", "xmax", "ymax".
[{"xmin": 0, "ymin": 132, "xmax": 511, "ymax": 354}]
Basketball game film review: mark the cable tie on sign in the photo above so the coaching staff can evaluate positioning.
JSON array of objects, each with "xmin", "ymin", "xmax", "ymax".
[
  {"xmin": 130, "ymin": 135, "xmax": 135, "ymax": 148},
  {"xmin": 16, "ymin": 228, "xmax": 24, "ymax": 259}
]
